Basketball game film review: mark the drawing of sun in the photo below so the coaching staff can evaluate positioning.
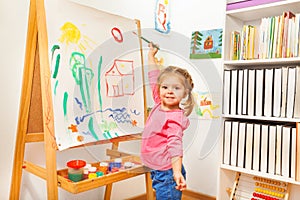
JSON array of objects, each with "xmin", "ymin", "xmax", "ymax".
[{"xmin": 59, "ymin": 22, "xmax": 97, "ymax": 54}]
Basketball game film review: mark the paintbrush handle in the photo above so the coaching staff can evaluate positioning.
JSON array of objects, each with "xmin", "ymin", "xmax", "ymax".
[{"xmin": 133, "ymin": 32, "xmax": 160, "ymax": 50}]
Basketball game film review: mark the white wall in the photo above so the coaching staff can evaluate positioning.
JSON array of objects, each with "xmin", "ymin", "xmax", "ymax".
[
  {"xmin": 0, "ymin": 0, "xmax": 30, "ymax": 198},
  {"xmin": 1, "ymin": 0, "xmax": 226, "ymax": 199}
]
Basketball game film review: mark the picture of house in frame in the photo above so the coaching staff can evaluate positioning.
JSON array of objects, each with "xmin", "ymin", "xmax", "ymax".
[{"xmin": 105, "ymin": 59, "xmax": 135, "ymax": 97}]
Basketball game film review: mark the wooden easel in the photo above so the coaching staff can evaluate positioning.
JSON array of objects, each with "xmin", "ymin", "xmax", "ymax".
[{"xmin": 9, "ymin": 0, "xmax": 154, "ymax": 199}]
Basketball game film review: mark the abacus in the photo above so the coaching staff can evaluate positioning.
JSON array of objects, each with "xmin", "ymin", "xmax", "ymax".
[{"xmin": 229, "ymin": 173, "xmax": 289, "ymax": 200}]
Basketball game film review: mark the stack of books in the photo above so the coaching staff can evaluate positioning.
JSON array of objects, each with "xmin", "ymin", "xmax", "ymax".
[
  {"xmin": 230, "ymin": 10, "xmax": 300, "ymax": 60},
  {"xmin": 223, "ymin": 120, "xmax": 297, "ymax": 180},
  {"xmin": 222, "ymin": 66, "xmax": 300, "ymax": 118}
]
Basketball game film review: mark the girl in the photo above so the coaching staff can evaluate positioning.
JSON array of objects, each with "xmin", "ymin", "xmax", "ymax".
[{"xmin": 141, "ymin": 43, "xmax": 195, "ymax": 200}]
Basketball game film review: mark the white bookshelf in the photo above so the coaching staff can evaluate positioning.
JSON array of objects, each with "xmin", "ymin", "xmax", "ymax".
[{"xmin": 219, "ymin": 0, "xmax": 300, "ymax": 199}]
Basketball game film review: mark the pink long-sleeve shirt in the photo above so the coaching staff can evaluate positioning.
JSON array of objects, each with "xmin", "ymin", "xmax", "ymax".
[{"xmin": 141, "ymin": 70, "xmax": 190, "ymax": 170}]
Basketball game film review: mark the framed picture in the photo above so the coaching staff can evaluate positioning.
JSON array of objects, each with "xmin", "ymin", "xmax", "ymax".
[{"xmin": 190, "ymin": 28, "xmax": 223, "ymax": 59}]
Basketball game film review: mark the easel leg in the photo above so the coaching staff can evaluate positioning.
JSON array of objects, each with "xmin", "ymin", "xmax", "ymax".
[
  {"xmin": 145, "ymin": 172, "xmax": 154, "ymax": 200},
  {"xmin": 44, "ymin": 139, "xmax": 58, "ymax": 199},
  {"xmin": 10, "ymin": 0, "xmax": 38, "ymax": 198},
  {"xmin": 104, "ymin": 183, "xmax": 113, "ymax": 200},
  {"xmin": 9, "ymin": 134, "xmax": 26, "ymax": 200},
  {"xmin": 103, "ymin": 142, "xmax": 118, "ymax": 200}
]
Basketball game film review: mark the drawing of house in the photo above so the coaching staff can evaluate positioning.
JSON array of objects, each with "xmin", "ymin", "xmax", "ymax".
[
  {"xmin": 204, "ymin": 35, "xmax": 213, "ymax": 49},
  {"xmin": 105, "ymin": 59, "xmax": 134, "ymax": 97}
]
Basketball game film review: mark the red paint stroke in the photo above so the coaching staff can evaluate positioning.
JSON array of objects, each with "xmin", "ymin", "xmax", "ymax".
[
  {"xmin": 111, "ymin": 27, "xmax": 123, "ymax": 43},
  {"xmin": 105, "ymin": 59, "xmax": 135, "ymax": 97},
  {"xmin": 157, "ymin": 3, "xmax": 165, "ymax": 15},
  {"xmin": 157, "ymin": 4, "xmax": 167, "ymax": 30}
]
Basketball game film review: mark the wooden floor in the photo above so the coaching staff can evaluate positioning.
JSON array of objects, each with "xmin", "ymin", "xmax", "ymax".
[{"xmin": 126, "ymin": 189, "xmax": 216, "ymax": 200}]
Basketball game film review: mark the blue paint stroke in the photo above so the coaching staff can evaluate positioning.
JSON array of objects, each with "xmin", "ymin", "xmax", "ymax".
[
  {"xmin": 130, "ymin": 109, "xmax": 140, "ymax": 115},
  {"xmin": 75, "ymin": 107, "xmax": 135, "ymax": 126},
  {"xmin": 74, "ymin": 97, "xmax": 83, "ymax": 110},
  {"xmin": 82, "ymin": 131, "xmax": 91, "ymax": 135}
]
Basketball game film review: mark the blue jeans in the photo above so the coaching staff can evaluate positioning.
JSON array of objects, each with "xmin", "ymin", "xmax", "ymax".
[{"xmin": 150, "ymin": 166, "xmax": 186, "ymax": 200}]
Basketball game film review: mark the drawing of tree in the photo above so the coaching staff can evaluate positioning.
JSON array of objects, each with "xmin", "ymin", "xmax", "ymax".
[
  {"xmin": 190, "ymin": 31, "xmax": 203, "ymax": 54},
  {"xmin": 218, "ymin": 30, "xmax": 223, "ymax": 47}
]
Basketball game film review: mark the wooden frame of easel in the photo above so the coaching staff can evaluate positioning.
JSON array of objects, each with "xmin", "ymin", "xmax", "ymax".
[{"xmin": 9, "ymin": 0, "xmax": 154, "ymax": 199}]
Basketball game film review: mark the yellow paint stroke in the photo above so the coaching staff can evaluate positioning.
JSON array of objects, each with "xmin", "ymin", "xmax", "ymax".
[
  {"xmin": 210, "ymin": 104, "xmax": 220, "ymax": 110},
  {"xmin": 82, "ymin": 35, "xmax": 97, "ymax": 48},
  {"xmin": 59, "ymin": 22, "xmax": 97, "ymax": 54},
  {"xmin": 59, "ymin": 22, "xmax": 81, "ymax": 44},
  {"xmin": 78, "ymin": 43, "xmax": 87, "ymax": 52},
  {"xmin": 193, "ymin": 92, "xmax": 221, "ymax": 119},
  {"xmin": 202, "ymin": 109, "xmax": 220, "ymax": 119}
]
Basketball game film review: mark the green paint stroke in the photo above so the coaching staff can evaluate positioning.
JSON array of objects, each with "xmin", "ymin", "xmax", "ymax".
[
  {"xmin": 103, "ymin": 132, "xmax": 109, "ymax": 140},
  {"xmin": 54, "ymin": 80, "xmax": 58, "ymax": 95},
  {"xmin": 106, "ymin": 131, "xmax": 112, "ymax": 139},
  {"xmin": 63, "ymin": 92, "xmax": 68, "ymax": 117},
  {"xmin": 52, "ymin": 54, "xmax": 60, "ymax": 78},
  {"xmin": 51, "ymin": 44, "xmax": 60, "ymax": 60},
  {"xmin": 70, "ymin": 52, "xmax": 94, "ymax": 113},
  {"xmin": 97, "ymin": 56, "xmax": 103, "ymax": 113},
  {"xmin": 88, "ymin": 117, "xmax": 99, "ymax": 140}
]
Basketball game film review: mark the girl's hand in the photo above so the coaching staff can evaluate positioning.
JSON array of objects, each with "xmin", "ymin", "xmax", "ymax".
[
  {"xmin": 148, "ymin": 42, "xmax": 159, "ymax": 71},
  {"xmin": 173, "ymin": 172, "xmax": 187, "ymax": 191},
  {"xmin": 148, "ymin": 42, "xmax": 159, "ymax": 57}
]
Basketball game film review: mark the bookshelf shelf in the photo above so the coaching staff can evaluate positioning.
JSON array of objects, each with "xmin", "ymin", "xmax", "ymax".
[
  {"xmin": 224, "ymin": 57, "xmax": 300, "ymax": 66},
  {"xmin": 220, "ymin": 164, "xmax": 300, "ymax": 185},
  {"xmin": 220, "ymin": 0, "xmax": 300, "ymax": 199},
  {"xmin": 222, "ymin": 114, "xmax": 300, "ymax": 123}
]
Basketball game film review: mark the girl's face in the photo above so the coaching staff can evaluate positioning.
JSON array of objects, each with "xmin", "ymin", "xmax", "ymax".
[{"xmin": 159, "ymin": 75, "xmax": 187, "ymax": 111}]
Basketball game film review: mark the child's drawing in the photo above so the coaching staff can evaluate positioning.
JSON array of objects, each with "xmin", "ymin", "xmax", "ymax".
[
  {"xmin": 155, "ymin": 0, "xmax": 170, "ymax": 34},
  {"xmin": 193, "ymin": 91, "xmax": 221, "ymax": 119},
  {"xmin": 45, "ymin": 0, "xmax": 144, "ymax": 150},
  {"xmin": 190, "ymin": 28, "xmax": 223, "ymax": 59},
  {"xmin": 105, "ymin": 59, "xmax": 134, "ymax": 97}
]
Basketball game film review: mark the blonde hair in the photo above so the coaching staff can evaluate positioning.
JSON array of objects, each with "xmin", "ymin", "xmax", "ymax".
[{"xmin": 157, "ymin": 66, "xmax": 195, "ymax": 116}]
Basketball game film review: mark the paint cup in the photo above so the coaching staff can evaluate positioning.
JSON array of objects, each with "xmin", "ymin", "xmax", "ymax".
[
  {"xmin": 114, "ymin": 158, "xmax": 122, "ymax": 168},
  {"xmin": 67, "ymin": 160, "xmax": 86, "ymax": 182},
  {"xmin": 124, "ymin": 161, "xmax": 134, "ymax": 169},
  {"xmin": 83, "ymin": 163, "xmax": 92, "ymax": 179},
  {"xmin": 99, "ymin": 162, "xmax": 108, "ymax": 174},
  {"xmin": 88, "ymin": 166, "xmax": 97, "ymax": 179}
]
